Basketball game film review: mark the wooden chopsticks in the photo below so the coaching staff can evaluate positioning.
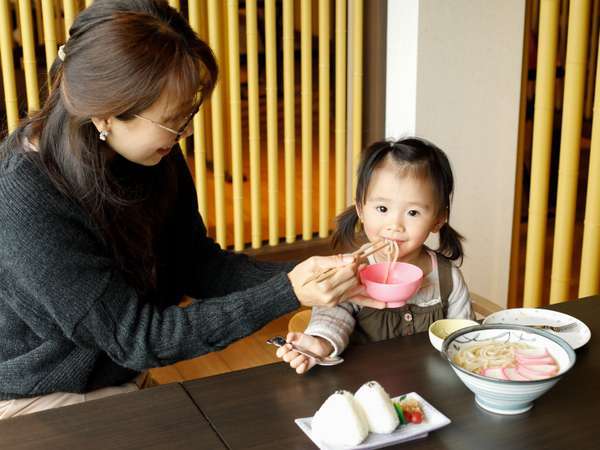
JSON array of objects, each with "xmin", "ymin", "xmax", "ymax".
[{"xmin": 302, "ymin": 239, "xmax": 391, "ymax": 287}]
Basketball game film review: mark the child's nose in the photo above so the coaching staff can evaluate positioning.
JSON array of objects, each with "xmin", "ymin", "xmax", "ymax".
[{"xmin": 383, "ymin": 222, "xmax": 405, "ymax": 235}]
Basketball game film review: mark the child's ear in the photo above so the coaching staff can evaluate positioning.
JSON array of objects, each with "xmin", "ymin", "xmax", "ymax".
[
  {"xmin": 432, "ymin": 214, "xmax": 447, "ymax": 233},
  {"xmin": 355, "ymin": 204, "xmax": 363, "ymax": 222}
]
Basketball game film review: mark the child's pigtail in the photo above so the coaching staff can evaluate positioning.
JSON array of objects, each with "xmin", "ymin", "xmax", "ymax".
[
  {"xmin": 438, "ymin": 223, "xmax": 465, "ymax": 265},
  {"xmin": 331, "ymin": 206, "xmax": 360, "ymax": 249}
]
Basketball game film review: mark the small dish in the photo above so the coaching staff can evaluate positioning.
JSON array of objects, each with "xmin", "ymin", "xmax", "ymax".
[
  {"xmin": 483, "ymin": 308, "xmax": 591, "ymax": 349},
  {"xmin": 295, "ymin": 392, "xmax": 450, "ymax": 450},
  {"xmin": 428, "ymin": 319, "xmax": 479, "ymax": 352}
]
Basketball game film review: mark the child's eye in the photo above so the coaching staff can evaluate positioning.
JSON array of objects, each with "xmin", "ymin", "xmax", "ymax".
[
  {"xmin": 376, "ymin": 205, "xmax": 388, "ymax": 213},
  {"xmin": 407, "ymin": 210, "xmax": 419, "ymax": 217}
]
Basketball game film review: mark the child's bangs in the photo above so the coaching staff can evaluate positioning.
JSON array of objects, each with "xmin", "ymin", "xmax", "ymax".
[
  {"xmin": 394, "ymin": 159, "xmax": 432, "ymax": 182},
  {"xmin": 390, "ymin": 157, "xmax": 445, "ymax": 211}
]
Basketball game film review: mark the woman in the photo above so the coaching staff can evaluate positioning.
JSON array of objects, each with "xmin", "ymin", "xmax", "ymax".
[{"xmin": 0, "ymin": 0, "xmax": 372, "ymax": 418}]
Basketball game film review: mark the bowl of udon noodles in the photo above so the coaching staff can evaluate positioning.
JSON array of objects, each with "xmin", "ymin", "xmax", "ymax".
[{"xmin": 441, "ymin": 324, "xmax": 576, "ymax": 415}]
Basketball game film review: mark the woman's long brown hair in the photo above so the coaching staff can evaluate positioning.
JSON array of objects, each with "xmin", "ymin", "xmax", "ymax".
[{"xmin": 2, "ymin": 0, "xmax": 218, "ymax": 295}]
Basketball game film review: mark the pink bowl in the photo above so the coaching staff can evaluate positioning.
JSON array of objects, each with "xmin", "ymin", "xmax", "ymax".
[{"xmin": 359, "ymin": 262, "xmax": 423, "ymax": 308}]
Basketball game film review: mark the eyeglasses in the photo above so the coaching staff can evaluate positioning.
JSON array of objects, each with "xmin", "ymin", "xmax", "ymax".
[{"xmin": 134, "ymin": 106, "xmax": 199, "ymax": 141}]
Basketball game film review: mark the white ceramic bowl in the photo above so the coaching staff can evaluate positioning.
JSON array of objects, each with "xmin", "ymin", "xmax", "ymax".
[
  {"xmin": 442, "ymin": 324, "xmax": 576, "ymax": 415},
  {"xmin": 428, "ymin": 319, "xmax": 479, "ymax": 352}
]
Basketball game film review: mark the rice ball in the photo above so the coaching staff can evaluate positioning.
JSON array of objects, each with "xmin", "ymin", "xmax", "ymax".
[
  {"xmin": 311, "ymin": 390, "xmax": 369, "ymax": 446},
  {"xmin": 354, "ymin": 381, "xmax": 399, "ymax": 434}
]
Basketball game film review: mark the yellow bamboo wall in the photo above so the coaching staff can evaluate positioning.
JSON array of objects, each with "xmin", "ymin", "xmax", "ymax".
[
  {"xmin": 520, "ymin": 0, "xmax": 600, "ymax": 306},
  {"xmin": 3, "ymin": 1, "xmax": 600, "ymax": 302},
  {"xmin": 1, "ymin": 0, "xmax": 360, "ymax": 252}
]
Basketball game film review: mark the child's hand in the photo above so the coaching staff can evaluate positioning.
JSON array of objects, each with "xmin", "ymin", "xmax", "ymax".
[{"xmin": 275, "ymin": 332, "xmax": 334, "ymax": 374}]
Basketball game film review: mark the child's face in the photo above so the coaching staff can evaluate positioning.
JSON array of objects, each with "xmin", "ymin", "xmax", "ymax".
[{"xmin": 357, "ymin": 159, "xmax": 444, "ymax": 263}]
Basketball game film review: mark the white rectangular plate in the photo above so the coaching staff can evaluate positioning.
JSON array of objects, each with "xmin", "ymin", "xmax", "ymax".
[{"xmin": 295, "ymin": 392, "xmax": 451, "ymax": 450}]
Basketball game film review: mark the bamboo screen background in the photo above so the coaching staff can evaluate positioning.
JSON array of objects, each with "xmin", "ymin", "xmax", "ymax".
[
  {"xmin": 511, "ymin": 0, "xmax": 600, "ymax": 307},
  {"xmin": 1, "ymin": 0, "xmax": 600, "ymax": 307},
  {"xmin": 0, "ymin": 0, "xmax": 365, "ymax": 251}
]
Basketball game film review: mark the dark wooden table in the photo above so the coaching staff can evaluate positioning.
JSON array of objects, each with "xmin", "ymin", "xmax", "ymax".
[
  {"xmin": 0, "ymin": 382, "xmax": 226, "ymax": 450},
  {"xmin": 183, "ymin": 295, "xmax": 599, "ymax": 450}
]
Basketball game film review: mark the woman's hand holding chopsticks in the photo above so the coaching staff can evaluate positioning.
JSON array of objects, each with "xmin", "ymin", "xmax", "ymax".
[
  {"xmin": 287, "ymin": 242, "xmax": 389, "ymax": 309},
  {"xmin": 288, "ymin": 254, "xmax": 359, "ymax": 307}
]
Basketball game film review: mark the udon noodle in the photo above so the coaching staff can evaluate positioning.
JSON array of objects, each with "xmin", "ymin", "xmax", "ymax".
[
  {"xmin": 452, "ymin": 342, "xmax": 531, "ymax": 374},
  {"xmin": 383, "ymin": 240, "xmax": 399, "ymax": 284}
]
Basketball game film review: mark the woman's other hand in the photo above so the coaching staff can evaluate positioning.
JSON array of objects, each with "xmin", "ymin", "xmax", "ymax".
[
  {"xmin": 344, "ymin": 284, "xmax": 386, "ymax": 309},
  {"xmin": 275, "ymin": 332, "xmax": 333, "ymax": 374},
  {"xmin": 288, "ymin": 255, "xmax": 358, "ymax": 307}
]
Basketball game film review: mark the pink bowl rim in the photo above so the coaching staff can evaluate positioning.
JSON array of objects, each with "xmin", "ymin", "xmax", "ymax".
[{"xmin": 360, "ymin": 262, "xmax": 423, "ymax": 287}]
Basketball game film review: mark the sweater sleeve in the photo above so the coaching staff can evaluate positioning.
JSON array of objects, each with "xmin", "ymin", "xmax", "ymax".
[
  {"xmin": 304, "ymin": 303, "xmax": 359, "ymax": 356},
  {"xmin": 72, "ymin": 269, "xmax": 298, "ymax": 370},
  {"xmin": 0, "ymin": 157, "xmax": 300, "ymax": 371},
  {"xmin": 181, "ymin": 211, "xmax": 296, "ymax": 299}
]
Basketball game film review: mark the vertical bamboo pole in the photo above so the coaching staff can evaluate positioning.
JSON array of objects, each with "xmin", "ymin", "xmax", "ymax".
[
  {"xmin": 318, "ymin": 0, "xmax": 330, "ymax": 238},
  {"xmin": 14, "ymin": 0, "xmax": 21, "ymax": 37},
  {"xmin": 168, "ymin": 0, "xmax": 188, "ymax": 158},
  {"xmin": 301, "ymin": 0, "xmax": 312, "ymax": 240},
  {"xmin": 218, "ymin": 1, "xmax": 232, "ymax": 207},
  {"xmin": 18, "ymin": 0, "xmax": 40, "ymax": 112},
  {"xmin": 207, "ymin": 0, "xmax": 227, "ymax": 247},
  {"xmin": 335, "ymin": 0, "xmax": 347, "ymax": 214},
  {"xmin": 579, "ymin": 31, "xmax": 600, "ymax": 297},
  {"xmin": 265, "ymin": 0, "xmax": 279, "ymax": 245},
  {"xmin": 283, "ymin": 0, "xmax": 296, "ymax": 243},
  {"xmin": 554, "ymin": 0, "xmax": 569, "ymax": 110},
  {"xmin": 41, "ymin": 0, "xmax": 57, "ymax": 83},
  {"xmin": 54, "ymin": 0, "xmax": 64, "ymax": 43},
  {"xmin": 584, "ymin": 0, "xmax": 600, "ymax": 119},
  {"xmin": 549, "ymin": 0, "xmax": 591, "ymax": 303},
  {"xmin": 34, "ymin": 0, "xmax": 43, "ymax": 45},
  {"xmin": 523, "ymin": 0, "xmax": 560, "ymax": 308},
  {"xmin": 246, "ymin": 0, "xmax": 262, "ymax": 248},
  {"xmin": 189, "ymin": 0, "xmax": 209, "ymax": 223},
  {"xmin": 62, "ymin": 0, "xmax": 76, "ymax": 38},
  {"xmin": 200, "ymin": 0, "xmax": 213, "ymax": 167},
  {"xmin": 508, "ymin": 0, "xmax": 532, "ymax": 309},
  {"xmin": 226, "ymin": 0, "xmax": 244, "ymax": 251},
  {"xmin": 532, "ymin": 0, "xmax": 541, "ymax": 35},
  {"xmin": 351, "ymin": 0, "xmax": 363, "ymax": 193},
  {"xmin": 0, "ymin": 0, "xmax": 19, "ymax": 132}
]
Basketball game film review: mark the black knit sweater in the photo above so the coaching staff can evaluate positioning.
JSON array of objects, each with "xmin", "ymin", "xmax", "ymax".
[{"xmin": 0, "ymin": 142, "xmax": 298, "ymax": 400}]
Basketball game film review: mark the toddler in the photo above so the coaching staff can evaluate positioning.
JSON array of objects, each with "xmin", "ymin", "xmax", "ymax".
[{"xmin": 277, "ymin": 138, "xmax": 474, "ymax": 373}]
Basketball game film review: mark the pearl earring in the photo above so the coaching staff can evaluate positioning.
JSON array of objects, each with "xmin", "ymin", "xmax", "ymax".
[{"xmin": 99, "ymin": 130, "xmax": 109, "ymax": 141}]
